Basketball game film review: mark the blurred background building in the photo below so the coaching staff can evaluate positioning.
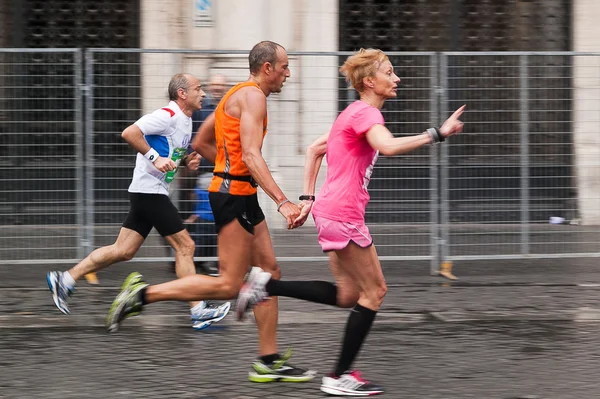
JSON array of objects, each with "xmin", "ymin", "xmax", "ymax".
[{"xmin": 0, "ymin": 0, "xmax": 598, "ymax": 263}]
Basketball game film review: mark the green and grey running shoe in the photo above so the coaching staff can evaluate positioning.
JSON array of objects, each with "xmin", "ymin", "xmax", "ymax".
[
  {"xmin": 120, "ymin": 271, "xmax": 145, "ymax": 290},
  {"xmin": 248, "ymin": 348, "xmax": 317, "ymax": 383},
  {"xmin": 106, "ymin": 272, "xmax": 148, "ymax": 333}
]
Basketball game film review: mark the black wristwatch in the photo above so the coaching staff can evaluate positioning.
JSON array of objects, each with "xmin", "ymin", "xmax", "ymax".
[{"xmin": 299, "ymin": 195, "xmax": 316, "ymax": 201}]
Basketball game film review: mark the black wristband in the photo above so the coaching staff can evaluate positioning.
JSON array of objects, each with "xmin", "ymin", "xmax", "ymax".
[
  {"xmin": 299, "ymin": 195, "xmax": 315, "ymax": 201},
  {"xmin": 426, "ymin": 127, "xmax": 445, "ymax": 144}
]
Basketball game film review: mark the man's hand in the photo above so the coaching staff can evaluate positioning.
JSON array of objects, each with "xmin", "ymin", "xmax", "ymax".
[
  {"xmin": 292, "ymin": 200, "xmax": 313, "ymax": 229},
  {"xmin": 152, "ymin": 156, "xmax": 177, "ymax": 173},
  {"xmin": 186, "ymin": 151, "xmax": 201, "ymax": 170},
  {"xmin": 278, "ymin": 201, "xmax": 301, "ymax": 230},
  {"xmin": 439, "ymin": 104, "xmax": 466, "ymax": 139}
]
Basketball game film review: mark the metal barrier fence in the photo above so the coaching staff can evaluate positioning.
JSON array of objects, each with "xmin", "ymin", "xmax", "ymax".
[
  {"xmin": 441, "ymin": 53, "xmax": 600, "ymax": 262},
  {"xmin": 0, "ymin": 49, "xmax": 84, "ymax": 262},
  {"xmin": 0, "ymin": 49, "xmax": 599, "ymax": 271}
]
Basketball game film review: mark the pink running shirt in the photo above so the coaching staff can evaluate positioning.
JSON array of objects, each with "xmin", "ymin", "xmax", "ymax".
[{"xmin": 312, "ymin": 101, "xmax": 384, "ymax": 223}]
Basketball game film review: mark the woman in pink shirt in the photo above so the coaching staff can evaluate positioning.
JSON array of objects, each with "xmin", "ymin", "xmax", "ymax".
[{"xmin": 237, "ymin": 48, "xmax": 465, "ymax": 396}]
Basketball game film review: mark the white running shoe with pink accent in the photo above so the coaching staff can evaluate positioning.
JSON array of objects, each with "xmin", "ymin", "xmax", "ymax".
[
  {"xmin": 320, "ymin": 370, "xmax": 384, "ymax": 396},
  {"xmin": 235, "ymin": 266, "xmax": 271, "ymax": 321}
]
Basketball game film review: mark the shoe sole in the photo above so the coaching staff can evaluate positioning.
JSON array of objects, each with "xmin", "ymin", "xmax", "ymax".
[
  {"xmin": 192, "ymin": 302, "xmax": 231, "ymax": 331},
  {"xmin": 46, "ymin": 273, "xmax": 69, "ymax": 315},
  {"xmin": 192, "ymin": 320, "xmax": 214, "ymax": 331},
  {"xmin": 106, "ymin": 289, "xmax": 134, "ymax": 332},
  {"xmin": 106, "ymin": 295, "xmax": 127, "ymax": 333},
  {"xmin": 106, "ymin": 283, "xmax": 147, "ymax": 332},
  {"xmin": 249, "ymin": 372, "xmax": 316, "ymax": 383},
  {"xmin": 320, "ymin": 385, "xmax": 383, "ymax": 396},
  {"xmin": 106, "ymin": 300, "xmax": 140, "ymax": 333}
]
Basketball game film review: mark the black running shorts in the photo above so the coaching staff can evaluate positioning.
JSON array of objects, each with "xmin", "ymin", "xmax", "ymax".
[
  {"xmin": 208, "ymin": 192, "xmax": 265, "ymax": 235},
  {"xmin": 122, "ymin": 192, "xmax": 185, "ymax": 238}
]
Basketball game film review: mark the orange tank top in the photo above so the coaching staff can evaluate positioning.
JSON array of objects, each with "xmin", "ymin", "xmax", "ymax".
[{"xmin": 209, "ymin": 82, "xmax": 268, "ymax": 195}]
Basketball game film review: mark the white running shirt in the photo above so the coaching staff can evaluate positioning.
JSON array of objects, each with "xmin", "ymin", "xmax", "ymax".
[{"xmin": 128, "ymin": 101, "xmax": 192, "ymax": 196}]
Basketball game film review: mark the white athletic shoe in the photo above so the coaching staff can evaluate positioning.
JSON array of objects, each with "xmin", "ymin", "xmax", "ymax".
[
  {"xmin": 191, "ymin": 301, "xmax": 231, "ymax": 330},
  {"xmin": 46, "ymin": 271, "xmax": 73, "ymax": 315},
  {"xmin": 235, "ymin": 267, "xmax": 271, "ymax": 321},
  {"xmin": 320, "ymin": 371, "xmax": 384, "ymax": 396}
]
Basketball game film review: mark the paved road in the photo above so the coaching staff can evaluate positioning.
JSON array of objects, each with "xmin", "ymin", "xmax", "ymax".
[{"xmin": 2, "ymin": 258, "xmax": 600, "ymax": 398}]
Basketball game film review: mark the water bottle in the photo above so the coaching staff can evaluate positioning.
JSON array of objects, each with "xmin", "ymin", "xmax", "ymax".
[{"xmin": 165, "ymin": 147, "xmax": 185, "ymax": 183}]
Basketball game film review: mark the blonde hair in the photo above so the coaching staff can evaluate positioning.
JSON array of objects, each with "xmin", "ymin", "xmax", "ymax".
[{"xmin": 339, "ymin": 48, "xmax": 389, "ymax": 93}]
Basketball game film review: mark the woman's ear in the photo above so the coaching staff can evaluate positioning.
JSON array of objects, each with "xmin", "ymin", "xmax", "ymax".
[{"xmin": 363, "ymin": 76, "xmax": 375, "ymax": 89}]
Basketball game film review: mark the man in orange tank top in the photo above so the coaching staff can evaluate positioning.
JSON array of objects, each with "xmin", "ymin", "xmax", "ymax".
[{"xmin": 106, "ymin": 41, "xmax": 316, "ymax": 383}]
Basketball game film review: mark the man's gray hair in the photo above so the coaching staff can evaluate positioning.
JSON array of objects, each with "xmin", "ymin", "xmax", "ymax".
[
  {"xmin": 168, "ymin": 73, "xmax": 191, "ymax": 101},
  {"xmin": 248, "ymin": 41, "xmax": 284, "ymax": 74}
]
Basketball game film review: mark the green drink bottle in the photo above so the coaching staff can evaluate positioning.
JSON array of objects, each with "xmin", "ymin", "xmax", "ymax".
[{"xmin": 165, "ymin": 147, "xmax": 185, "ymax": 183}]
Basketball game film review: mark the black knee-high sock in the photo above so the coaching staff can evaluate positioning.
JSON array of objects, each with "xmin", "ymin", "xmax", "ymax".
[
  {"xmin": 265, "ymin": 279, "xmax": 338, "ymax": 306},
  {"xmin": 334, "ymin": 304, "xmax": 377, "ymax": 377}
]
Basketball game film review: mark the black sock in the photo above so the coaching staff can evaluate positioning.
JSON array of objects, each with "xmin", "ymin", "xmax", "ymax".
[
  {"xmin": 140, "ymin": 286, "xmax": 148, "ymax": 306},
  {"xmin": 334, "ymin": 304, "xmax": 377, "ymax": 377},
  {"xmin": 260, "ymin": 353, "xmax": 280, "ymax": 365},
  {"xmin": 265, "ymin": 279, "xmax": 338, "ymax": 306}
]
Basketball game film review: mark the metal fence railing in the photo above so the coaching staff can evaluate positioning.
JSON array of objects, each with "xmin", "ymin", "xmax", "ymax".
[
  {"xmin": 440, "ymin": 52, "xmax": 600, "ymax": 262},
  {"xmin": 0, "ymin": 49, "xmax": 599, "ymax": 271},
  {"xmin": 0, "ymin": 49, "xmax": 84, "ymax": 262}
]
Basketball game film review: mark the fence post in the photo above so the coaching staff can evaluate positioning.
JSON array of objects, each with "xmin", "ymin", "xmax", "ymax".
[
  {"xmin": 74, "ymin": 49, "xmax": 86, "ymax": 260},
  {"xmin": 430, "ymin": 53, "xmax": 441, "ymax": 275},
  {"xmin": 84, "ymin": 50, "xmax": 95, "ymax": 256},
  {"xmin": 519, "ymin": 54, "xmax": 530, "ymax": 255},
  {"xmin": 438, "ymin": 53, "xmax": 452, "ymax": 273}
]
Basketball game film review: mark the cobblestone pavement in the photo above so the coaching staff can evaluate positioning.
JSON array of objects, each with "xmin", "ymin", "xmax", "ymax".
[{"xmin": 2, "ymin": 259, "xmax": 600, "ymax": 398}]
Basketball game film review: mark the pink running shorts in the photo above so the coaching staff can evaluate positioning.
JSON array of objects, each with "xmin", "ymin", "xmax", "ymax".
[{"xmin": 313, "ymin": 215, "xmax": 373, "ymax": 252}]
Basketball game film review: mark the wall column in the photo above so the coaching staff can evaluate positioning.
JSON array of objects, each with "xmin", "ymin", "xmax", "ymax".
[{"xmin": 573, "ymin": 0, "xmax": 600, "ymax": 224}]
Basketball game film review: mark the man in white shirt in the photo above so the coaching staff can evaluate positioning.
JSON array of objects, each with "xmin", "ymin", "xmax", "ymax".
[{"xmin": 47, "ymin": 73, "xmax": 230, "ymax": 330}]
